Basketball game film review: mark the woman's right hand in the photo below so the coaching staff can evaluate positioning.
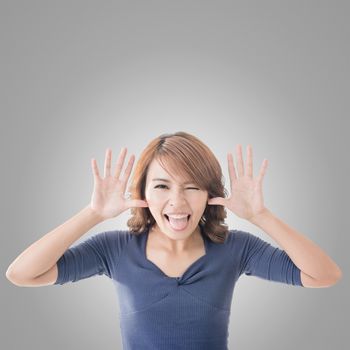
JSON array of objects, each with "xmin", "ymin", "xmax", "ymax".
[{"xmin": 89, "ymin": 147, "xmax": 148, "ymax": 220}]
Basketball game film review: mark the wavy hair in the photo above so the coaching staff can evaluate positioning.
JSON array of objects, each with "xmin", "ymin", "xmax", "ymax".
[{"xmin": 126, "ymin": 131, "xmax": 229, "ymax": 243}]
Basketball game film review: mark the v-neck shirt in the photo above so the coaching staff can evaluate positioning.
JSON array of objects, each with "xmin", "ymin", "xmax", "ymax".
[
  {"xmin": 55, "ymin": 225, "xmax": 303, "ymax": 349},
  {"xmin": 143, "ymin": 225, "xmax": 208, "ymax": 280}
]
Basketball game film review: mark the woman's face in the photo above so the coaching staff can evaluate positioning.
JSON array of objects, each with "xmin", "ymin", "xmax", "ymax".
[{"xmin": 144, "ymin": 158, "xmax": 209, "ymax": 239}]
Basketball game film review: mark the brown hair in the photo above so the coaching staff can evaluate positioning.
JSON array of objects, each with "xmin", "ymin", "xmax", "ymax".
[{"xmin": 126, "ymin": 131, "xmax": 229, "ymax": 243}]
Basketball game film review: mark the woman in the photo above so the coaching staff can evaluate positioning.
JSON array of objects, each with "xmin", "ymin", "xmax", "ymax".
[{"xmin": 6, "ymin": 131, "xmax": 342, "ymax": 350}]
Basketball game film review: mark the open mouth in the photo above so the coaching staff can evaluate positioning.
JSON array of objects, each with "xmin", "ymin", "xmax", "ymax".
[
  {"xmin": 164, "ymin": 214, "xmax": 191, "ymax": 221},
  {"xmin": 164, "ymin": 214, "xmax": 191, "ymax": 231}
]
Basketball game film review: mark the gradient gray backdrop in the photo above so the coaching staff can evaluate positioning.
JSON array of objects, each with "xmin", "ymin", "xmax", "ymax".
[{"xmin": 1, "ymin": 1, "xmax": 349, "ymax": 349}]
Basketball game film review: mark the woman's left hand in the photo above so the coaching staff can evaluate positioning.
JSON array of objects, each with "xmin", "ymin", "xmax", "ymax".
[{"xmin": 207, "ymin": 144, "xmax": 269, "ymax": 221}]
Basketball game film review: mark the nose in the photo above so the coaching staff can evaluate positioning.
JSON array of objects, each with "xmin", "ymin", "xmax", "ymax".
[{"xmin": 168, "ymin": 188, "xmax": 187, "ymax": 206}]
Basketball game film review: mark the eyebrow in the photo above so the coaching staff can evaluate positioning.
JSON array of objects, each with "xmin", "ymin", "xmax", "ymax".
[{"xmin": 151, "ymin": 178, "xmax": 195, "ymax": 185}]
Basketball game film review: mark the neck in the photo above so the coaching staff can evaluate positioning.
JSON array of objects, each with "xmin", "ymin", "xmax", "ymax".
[{"xmin": 149, "ymin": 224, "xmax": 202, "ymax": 254}]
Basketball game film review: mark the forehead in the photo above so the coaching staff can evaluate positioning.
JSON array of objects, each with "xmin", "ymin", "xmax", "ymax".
[{"xmin": 146, "ymin": 158, "xmax": 192, "ymax": 184}]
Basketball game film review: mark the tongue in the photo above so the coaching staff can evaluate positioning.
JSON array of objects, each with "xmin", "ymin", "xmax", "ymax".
[{"xmin": 168, "ymin": 216, "xmax": 188, "ymax": 230}]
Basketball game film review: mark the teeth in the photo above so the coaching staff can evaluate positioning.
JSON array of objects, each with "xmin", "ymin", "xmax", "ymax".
[{"xmin": 166, "ymin": 214, "xmax": 189, "ymax": 219}]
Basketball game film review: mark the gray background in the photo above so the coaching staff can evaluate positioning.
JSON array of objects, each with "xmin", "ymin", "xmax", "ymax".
[{"xmin": 1, "ymin": 1, "xmax": 349, "ymax": 349}]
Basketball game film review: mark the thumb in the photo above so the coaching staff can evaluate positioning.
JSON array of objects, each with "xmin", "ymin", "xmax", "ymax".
[
  {"xmin": 207, "ymin": 197, "xmax": 225, "ymax": 206},
  {"xmin": 128, "ymin": 199, "xmax": 149, "ymax": 208}
]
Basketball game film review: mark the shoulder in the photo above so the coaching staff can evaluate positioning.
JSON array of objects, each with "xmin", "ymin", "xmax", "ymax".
[
  {"xmin": 222, "ymin": 229, "xmax": 267, "ymax": 257},
  {"xmin": 97, "ymin": 229, "xmax": 135, "ymax": 244},
  {"xmin": 224, "ymin": 229, "xmax": 255, "ymax": 245},
  {"xmin": 86, "ymin": 229, "xmax": 136, "ymax": 254}
]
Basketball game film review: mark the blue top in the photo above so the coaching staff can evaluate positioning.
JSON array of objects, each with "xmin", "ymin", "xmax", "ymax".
[{"xmin": 54, "ymin": 225, "xmax": 304, "ymax": 349}]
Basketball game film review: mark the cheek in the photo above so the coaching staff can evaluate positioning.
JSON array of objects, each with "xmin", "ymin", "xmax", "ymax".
[
  {"xmin": 145, "ymin": 193, "xmax": 163, "ymax": 214},
  {"xmin": 146, "ymin": 190, "xmax": 167, "ymax": 202},
  {"xmin": 190, "ymin": 193, "xmax": 208, "ymax": 206}
]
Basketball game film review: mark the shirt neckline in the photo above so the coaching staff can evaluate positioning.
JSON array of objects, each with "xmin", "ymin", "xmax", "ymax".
[{"xmin": 143, "ymin": 224, "xmax": 209, "ymax": 281}]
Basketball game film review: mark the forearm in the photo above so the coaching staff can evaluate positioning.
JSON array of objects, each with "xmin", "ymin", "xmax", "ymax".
[
  {"xmin": 249, "ymin": 208, "xmax": 342, "ymax": 283},
  {"xmin": 6, "ymin": 205, "xmax": 104, "ymax": 282}
]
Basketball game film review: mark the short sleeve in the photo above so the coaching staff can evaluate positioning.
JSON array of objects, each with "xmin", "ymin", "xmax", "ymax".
[
  {"xmin": 237, "ymin": 230, "xmax": 303, "ymax": 286},
  {"xmin": 54, "ymin": 230, "xmax": 132, "ymax": 285}
]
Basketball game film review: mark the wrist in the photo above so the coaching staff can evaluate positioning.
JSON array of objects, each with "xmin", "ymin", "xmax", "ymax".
[
  {"xmin": 85, "ymin": 205, "xmax": 106, "ymax": 224},
  {"xmin": 248, "ymin": 207, "xmax": 272, "ymax": 226}
]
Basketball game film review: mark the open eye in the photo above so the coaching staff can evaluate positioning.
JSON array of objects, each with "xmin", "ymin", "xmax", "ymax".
[
  {"xmin": 155, "ymin": 184, "xmax": 168, "ymax": 189},
  {"xmin": 154, "ymin": 185, "xmax": 199, "ymax": 190}
]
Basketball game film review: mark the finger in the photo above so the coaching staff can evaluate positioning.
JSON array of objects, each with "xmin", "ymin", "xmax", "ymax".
[
  {"xmin": 246, "ymin": 144, "xmax": 253, "ymax": 178},
  {"xmin": 207, "ymin": 197, "xmax": 226, "ymax": 206},
  {"xmin": 257, "ymin": 159, "xmax": 268, "ymax": 184},
  {"xmin": 127, "ymin": 199, "xmax": 149, "ymax": 208},
  {"xmin": 91, "ymin": 158, "xmax": 101, "ymax": 180},
  {"xmin": 104, "ymin": 148, "xmax": 112, "ymax": 178},
  {"xmin": 114, "ymin": 147, "xmax": 128, "ymax": 179},
  {"xmin": 120, "ymin": 154, "xmax": 135, "ymax": 184},
  {"xmin": 227, "ymin": 153, "xmax": 237, "ymax": 192},
  {"xmin": 236, "ymin": 144, "xmax": 244, "ymax": 177}
]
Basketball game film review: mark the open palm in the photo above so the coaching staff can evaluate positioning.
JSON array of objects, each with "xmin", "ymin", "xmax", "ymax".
[
  {"xmin": 90, "ymin": 147, "xmax": 148, "ymax": 220},
  {"xmin": 208, "ymin": 144, "xmax": 268, "ymax": 221}
]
